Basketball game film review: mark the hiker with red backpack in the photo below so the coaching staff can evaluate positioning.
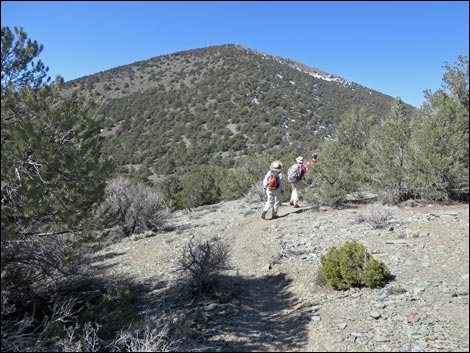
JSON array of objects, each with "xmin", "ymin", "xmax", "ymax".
[
  {"xmin": 261, "ymin": 160, "xmax": 285, "ymax": 220},
  {"xmin": 287, "ymin": 156, "xmax": 307, "ymax": 208}
]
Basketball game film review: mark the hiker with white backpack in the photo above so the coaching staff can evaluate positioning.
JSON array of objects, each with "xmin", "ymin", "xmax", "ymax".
[
  {"xmin": 287, "ymin": 156, "xmax": 307, "ymax": 208},
  {"xmin": 261, "ymin": 160, "xmax": 286, "ymax": 220}
]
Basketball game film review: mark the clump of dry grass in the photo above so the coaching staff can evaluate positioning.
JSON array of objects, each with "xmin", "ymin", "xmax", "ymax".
[{"xmin": 358, "ymin": 205, "xmax": 393, "ymax": 229}]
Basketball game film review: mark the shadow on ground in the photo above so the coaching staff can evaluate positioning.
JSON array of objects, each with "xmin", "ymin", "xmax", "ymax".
[
  {"xmin": 264, "ymin": 205, "xmax": 318, "ymax": 220},
  {"xmin": 140, "ymin": 272, "xmax": 311, "ymax": 352},
  {"xmin": 90, "ymin": 251, "xmax": 127, "ymax": 272}
]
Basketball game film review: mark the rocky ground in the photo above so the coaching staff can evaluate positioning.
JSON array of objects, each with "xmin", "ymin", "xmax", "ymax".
[{"xmin": 93, "ymin": 199, "xmax": 469, "ymax": 352}]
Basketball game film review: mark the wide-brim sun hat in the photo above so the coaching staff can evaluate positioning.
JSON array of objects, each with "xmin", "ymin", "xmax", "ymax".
[
  {"xmin": 296, "ymin": 156, "xmax": 304, "ymax": 164},
  {"xmin": 270, "ymin": 160, "xmax": 282, "ymax": 172}
]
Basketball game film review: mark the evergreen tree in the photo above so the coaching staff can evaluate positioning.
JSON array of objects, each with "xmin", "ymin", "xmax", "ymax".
[
  {"xmin": 1, "ymin": 25, "xmax": 111, "ymax": 240},
  {"xmin": 1, "ymin": 26, "xmax": 113, "ymax": 345},
  {"xmin": 315, "ymin": 106, "xmax": 377, "ymax": 203},
  {"xmin": 181, "ymin": 165, "xmax": 223, "ymax": 209},
  {"xmin": 411, "ymin": 56, "xmax": 469, "ymax": 200},
  {"xmin": 442, "ymin": 55, "xmax": 469, "ymax": 108},
  {"xmin": 368, "ymin": 99, "xmax": 416, "ymax": 203},
  {"xmin": 1, "ymin": 26, "xmax": 50, "ymax": 93}
]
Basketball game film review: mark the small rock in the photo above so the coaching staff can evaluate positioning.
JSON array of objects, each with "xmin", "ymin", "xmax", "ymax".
[
  {"xmin": 369, "ymin": 310, "xmax": 381, "ymax": 319},
  {"xmin": 373, "ymin": 335, "xmax": 390, "ymax": 342},
  {"xmin": 407, "ymin": 313, "xmax": 420, "ymax": 323}
]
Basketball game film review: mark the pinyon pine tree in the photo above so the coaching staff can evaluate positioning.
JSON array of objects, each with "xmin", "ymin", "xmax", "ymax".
[
  {"xmin": 410, "ymin": 55, "xmax": 469, "ymax": 200},
  {"xmin": 1, "ymin": 26, "xmax": 112, "ymax": 344},
  {"xmin": 2, "ymin": 26, "xmax": 111, "ymax": 240}
]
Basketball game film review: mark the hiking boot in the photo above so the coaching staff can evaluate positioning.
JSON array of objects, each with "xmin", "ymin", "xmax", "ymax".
[
  {"xmin": 293, "ymin": 204, "xmax": 300, "ymax": 208},
  {"xmin": 272, "ymin": 214, "xmax": 279, "ymax": 219},
  {"xmin": 261, "ymin": 211, "xmax": 267, "ymax": 220},
  {"xmin": 289, "ymin": 201, "xmax": 294, "ymax": 206}
]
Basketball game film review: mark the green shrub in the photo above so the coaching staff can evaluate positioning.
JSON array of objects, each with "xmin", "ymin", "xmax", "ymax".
[
  {"xmin": 320, "ymin": 240, "xmax": 390, "ymax": 290},
  {"xmin": 319, "ymin": 246, "xmax": 344, "ymax": 289},
  {"xmin": 363, "ymin": 258, "xmax": 391, "ymax": 288},
  {"xmin": 182, "ymin": 167, "xmax": 222, "ymax": 209},
  {"xmin": 337, "ymin": 241, "xmax": 366, "ymax": 287}
]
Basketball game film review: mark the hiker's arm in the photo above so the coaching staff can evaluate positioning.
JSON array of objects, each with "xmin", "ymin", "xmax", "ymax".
[{"xmin": 262, "ymin": 171, "xmax": 269, "ymax": 189}]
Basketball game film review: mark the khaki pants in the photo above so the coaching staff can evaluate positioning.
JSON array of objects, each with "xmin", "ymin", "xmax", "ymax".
[
  {"xmin": 290, "ymin": 180, "xmax": 304, "ymax": 206},
  {"xmin": 263, "ymin": 188, "xmax": 282, "ymax": 216}
]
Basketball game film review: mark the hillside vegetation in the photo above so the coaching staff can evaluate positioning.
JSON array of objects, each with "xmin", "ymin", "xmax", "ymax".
[
  {"xmin": 66, "ymin": 44, "xmax": 401, "ymax": 176},
  {"xmin": 66, "ymin": 44, "xmax": 454, "ymax": 210}
]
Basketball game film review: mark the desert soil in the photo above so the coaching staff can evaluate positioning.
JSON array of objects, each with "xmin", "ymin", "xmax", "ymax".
[{"xmin": 93, "ymin": 199, "xmax": 469, "ymax": 352}]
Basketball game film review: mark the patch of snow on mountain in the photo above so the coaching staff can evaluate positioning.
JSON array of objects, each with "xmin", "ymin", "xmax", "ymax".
[{"xmin": 307, "ymin": 71, "xmax": 351, "ymax": 86}]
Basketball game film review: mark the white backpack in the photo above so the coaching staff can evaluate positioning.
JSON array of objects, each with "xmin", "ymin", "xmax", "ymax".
[{"xmin": 287, "ymin": 164, "xmax": 302, "ymax": 182}]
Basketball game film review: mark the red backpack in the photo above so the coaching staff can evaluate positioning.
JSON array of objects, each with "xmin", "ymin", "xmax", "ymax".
[{"xmin": 267, "ymin": 171, "xmax": 279, "ymax": 189}]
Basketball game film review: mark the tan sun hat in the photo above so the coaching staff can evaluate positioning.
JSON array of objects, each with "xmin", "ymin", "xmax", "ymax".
[{"xmin": 270, "ymin": 160, "xmax": 282, "ymax": 172}]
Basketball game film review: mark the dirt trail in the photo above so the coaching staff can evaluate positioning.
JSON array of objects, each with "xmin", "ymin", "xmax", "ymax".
[{"xmin": 213, "ymin": 205, "xmax": 314, "ymax": 351}]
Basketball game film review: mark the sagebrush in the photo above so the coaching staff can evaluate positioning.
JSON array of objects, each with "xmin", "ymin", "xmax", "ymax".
[{"xmin": 178, "ymin": 238, "xmax": 231, "ymax": 296}]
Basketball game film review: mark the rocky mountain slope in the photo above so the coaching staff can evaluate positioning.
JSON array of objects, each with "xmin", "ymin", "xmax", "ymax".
[
  {"xmin": 93, "ymin": 199, "xmax": 469, "ymax": 352},
  {"xmin": 64, "ymin": 44, "xmax": 407, "ymax": 176}
]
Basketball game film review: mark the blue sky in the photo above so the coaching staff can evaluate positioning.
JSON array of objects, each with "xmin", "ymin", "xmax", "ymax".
[{"xmin": 2, "ymin": 1, "xmax": 468, "ymax": 108}]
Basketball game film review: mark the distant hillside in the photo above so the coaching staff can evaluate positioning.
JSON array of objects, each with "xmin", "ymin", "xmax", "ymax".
[{"xmin": 65, "ymin": 44, "xmax": 403, "ymax": 178}]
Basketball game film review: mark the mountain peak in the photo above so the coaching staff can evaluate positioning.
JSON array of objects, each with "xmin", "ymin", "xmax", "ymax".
[{"xmin": 66, "ymin": 43, "xmax": 397, "ymax": 175}]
